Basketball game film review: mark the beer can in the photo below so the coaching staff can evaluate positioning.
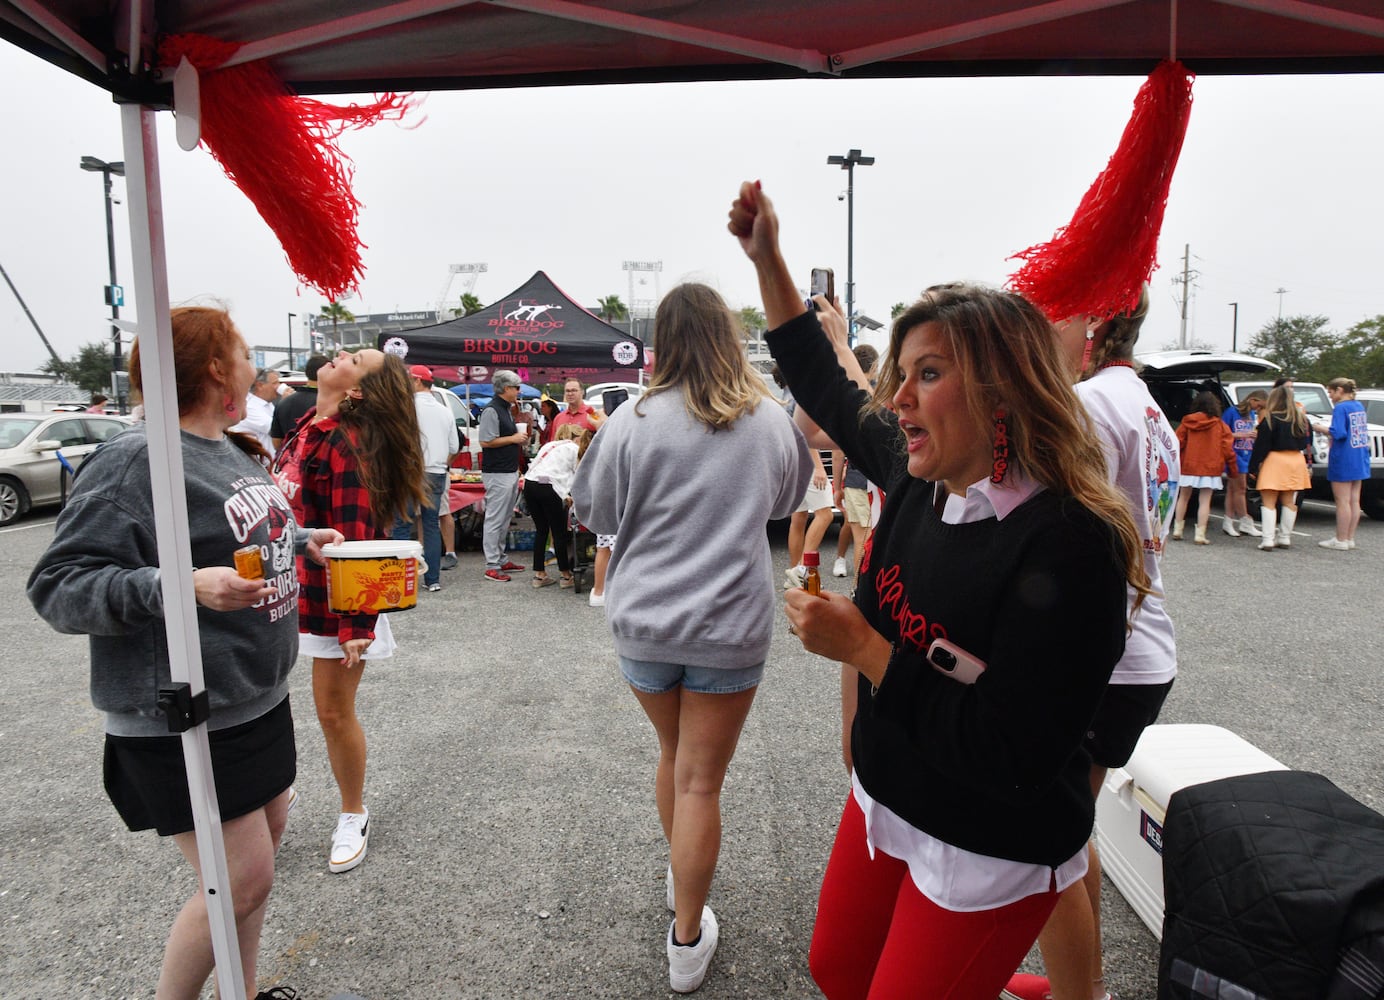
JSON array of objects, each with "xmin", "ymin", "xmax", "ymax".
[{"xmin": 234, "ymin": 544, "xmax": 264, "ymax": 580}]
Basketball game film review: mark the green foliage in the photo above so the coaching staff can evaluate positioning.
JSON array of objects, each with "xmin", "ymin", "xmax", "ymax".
[
  {"xmin": 1312, "ymin": 315, "xmax": 1384, "ymax": 388},
  {"xmin": 891, "ymin": 302, "xmax": 908, "ymax": 319},
  {"xmin": 459, "ymin": 293, "xmax": 483, "ymax": 317},
  {"xmin": 1246, "ymin": 315, "xmax": 1334, "ymax": 379},
  {"xmin": 41, "ymin": 342, "xmax": 120, "ymax": 395},
  {"xmin": 597, "ymin": 295, "xmax": 628, "ymax": 322},
  {"xmin": 319, "ymin": 301, "xmax": 355, "ymax": 324},
  {"xmin": 738, "ymin": 306, "xmax": 766, "ymax": 336}
]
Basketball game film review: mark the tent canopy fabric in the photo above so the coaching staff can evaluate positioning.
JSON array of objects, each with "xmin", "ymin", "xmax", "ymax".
[
  {"xmin": 379, "ymin": 270, "xmax": 645, "ymax": 386},
  {"xmin": 3, "ymin": 1, "xmax": 1382, "ymax": 106}
]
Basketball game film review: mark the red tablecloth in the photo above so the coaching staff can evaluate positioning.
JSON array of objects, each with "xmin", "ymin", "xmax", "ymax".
[{"xmin": 448, "ymin": 481, "xmax": 486, "ymax": 512}]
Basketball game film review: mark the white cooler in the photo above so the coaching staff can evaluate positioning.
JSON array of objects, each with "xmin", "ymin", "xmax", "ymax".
[{"xmin": 1094, "ymin": 723, "xmax": 1287, "ymax": 940}]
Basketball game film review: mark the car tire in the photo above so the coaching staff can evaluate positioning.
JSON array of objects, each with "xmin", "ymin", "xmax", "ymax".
[
  {"xmin": 0, "ymin": 476, "xmax": 31, "ymax": 526},
  {"xmin": 1361, "ymin": 489, "xmax": 1384, "ymax": 522}
]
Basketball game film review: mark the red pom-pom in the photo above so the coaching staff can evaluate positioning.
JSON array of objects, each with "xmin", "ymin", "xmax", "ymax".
[
  {"xmin": 158, "ymin": 34, "xmax": 417, "ymax": 302},
  {"xmin": 1008, "ymin": 60, "xmax": 1194, "ymax": 323}
]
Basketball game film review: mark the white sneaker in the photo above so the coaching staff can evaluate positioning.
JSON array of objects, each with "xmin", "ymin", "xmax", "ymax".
[
  {"xmin": 1318, "ymin": 537, "xmax": 1351, "ymax": 550},
  {"xmin": 1348, "ymin": 539, "xmax": 1357, "ymax": 549},
  {"xmin": 783, "ymin": 565, "xmax": 806, "ymax": 590},
  {"xmin": 329, "ymin": 810, "xmax": 369, "ymax": 873},
  {"xmin": 588, "ymin": 591, "xmax": 605, "ymax": 607},
  {"xmin": 667, "ymin": 905, "xmax": 719, "ymax": 993},
  {"xmin": 832, "ymin": 556, "xmax": 849, "ymax": 577},
  {"xmin": 666, "ymin": 863, "xmax": 675, "ymax": 912}
]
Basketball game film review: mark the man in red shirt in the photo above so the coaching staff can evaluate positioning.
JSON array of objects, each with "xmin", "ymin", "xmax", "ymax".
[{"xmin": 550, "ymin": 379, "xmax": 605, "ymax": 436}]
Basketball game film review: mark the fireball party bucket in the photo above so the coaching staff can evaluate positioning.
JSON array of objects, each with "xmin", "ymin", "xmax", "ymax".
[{"xmin": 321, "ymin": 540, "xmax": 424, "ymax": 614}]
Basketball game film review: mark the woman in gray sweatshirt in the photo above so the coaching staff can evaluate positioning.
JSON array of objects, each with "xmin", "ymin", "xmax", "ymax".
[
  {"xmin": 572, "ymin": 282, "xmax": 813, "ymax": 993},
  {"xmin": 28, "ymin": 306, "xmax": 339, "ymax": 1000}
]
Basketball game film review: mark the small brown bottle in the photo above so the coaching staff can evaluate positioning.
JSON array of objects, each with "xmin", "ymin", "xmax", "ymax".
[{"xmin": 801, "ymin": 551, "xmax": 822, "ymax": 596}]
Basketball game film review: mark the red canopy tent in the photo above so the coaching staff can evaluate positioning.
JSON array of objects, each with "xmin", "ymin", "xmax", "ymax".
[{"xmin": 3, "ymin": 2, "xmax": 1381, "ymax": 996}]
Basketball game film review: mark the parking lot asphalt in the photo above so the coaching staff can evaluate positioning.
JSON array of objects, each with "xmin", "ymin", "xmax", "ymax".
[{"xmin": 2, "ymin": 499, "xmax": 1380, "ymax": 999}]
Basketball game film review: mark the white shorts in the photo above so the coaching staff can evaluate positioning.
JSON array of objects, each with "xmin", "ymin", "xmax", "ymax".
[
  {"xmin": 299, "ymin": 613, "xmax": 397, "ymax": 661},
  {"xmin": 796, "ymin": 482, "xmax": 833, "ymax": 514}
]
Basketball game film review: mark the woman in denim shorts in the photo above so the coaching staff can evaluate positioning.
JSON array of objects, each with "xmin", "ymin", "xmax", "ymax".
[{"xmin": 572, "ymin": 283, "xmax": 813, "ymax": 993}]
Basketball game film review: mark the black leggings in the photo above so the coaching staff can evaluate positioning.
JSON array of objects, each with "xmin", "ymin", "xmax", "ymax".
[{"xmin": 523, "ymin": 480, "xmax": 572, "ymax": 574}]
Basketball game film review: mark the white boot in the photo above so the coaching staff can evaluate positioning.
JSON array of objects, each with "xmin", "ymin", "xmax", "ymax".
[
  {"xmin": 1239, "ymin": 515, "xmax": 1262, "ymax": 537},
  {"xmin": 1259, "ymin": 509, "xmax": 1277, "ymax": 550},
  {"xmin": 1278, "ymin": 507, "xmax": 1297, "ymax": 547},
  {"xmin": 1172, "ymin": 519, "xmax": 1185, "ymax": 541},
  {"xmin": 1221, "ymin": 516, "xmax": 1241, "ymax": 537}
]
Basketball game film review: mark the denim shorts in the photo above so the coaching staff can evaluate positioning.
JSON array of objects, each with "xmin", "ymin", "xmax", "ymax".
[{"xmin": 619, "ymin": 656, "xmax": 764, "ymax": 695}]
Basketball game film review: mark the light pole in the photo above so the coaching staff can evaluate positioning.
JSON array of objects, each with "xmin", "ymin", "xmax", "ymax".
[
  {"xmin": 1229, "ymin": 302, "xmax": 1239, "ymax": 352},
  {"xmin": 827, "ymin": 148, "xmax": 874, "ymax": 345},
  {"xmin": 286, "ymin": 313, "xmax": 297, "ymax": 370},
  {"xmin": 80, "ymin": 156, "xmax": 125, "ymax": 412}
]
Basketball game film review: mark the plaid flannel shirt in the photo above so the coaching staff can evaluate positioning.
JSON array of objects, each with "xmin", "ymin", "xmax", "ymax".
[{"xmin": 274, "ymin": 412, "xmax": 380, "ymax": 645}]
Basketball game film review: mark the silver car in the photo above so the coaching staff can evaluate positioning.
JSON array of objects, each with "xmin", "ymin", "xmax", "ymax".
[{"xmin": 0, "ymin": 412, "xmax": 132, "ymax": 525}]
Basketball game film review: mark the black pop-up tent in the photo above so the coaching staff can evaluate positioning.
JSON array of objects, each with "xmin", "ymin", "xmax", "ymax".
[{"xmin": 378, "ymin": 270, "xmax": 645, "ymax": 386}]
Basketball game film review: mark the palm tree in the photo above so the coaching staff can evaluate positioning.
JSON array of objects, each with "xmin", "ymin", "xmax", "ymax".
[
  {"xmin": 739, "ymin": 306, "xmax": 767, "ymax": 351},
  {"xmin": 597, "ymin": 294, "xmax": 629, "ymax": 322},
  {"xmin": 320, "ymin": 300, "xmax": 356, "ymax": 349},
  {"xmin": 451, "ymin": 292, "xmax": 484, "ymax": 317}
]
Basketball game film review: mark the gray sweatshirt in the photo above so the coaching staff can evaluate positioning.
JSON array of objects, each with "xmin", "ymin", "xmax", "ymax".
[
  {"xmin": 571, "ymin": 389, "xmax": 811, "ymax": 669},
  {"xmin": 27, "ymin": 426, "xmax": 303, "ymax": 737}
]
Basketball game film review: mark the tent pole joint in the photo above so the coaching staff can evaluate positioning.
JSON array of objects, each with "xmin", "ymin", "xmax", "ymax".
[{"xmin": 156, "ymin": 683, "xmax": 210, "ymax": 733}]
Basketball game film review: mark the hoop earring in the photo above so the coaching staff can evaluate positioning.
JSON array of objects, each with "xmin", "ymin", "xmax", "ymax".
[{"xmin": 991, "ymin": 409, "xmax": 1010, "ymax": 485}]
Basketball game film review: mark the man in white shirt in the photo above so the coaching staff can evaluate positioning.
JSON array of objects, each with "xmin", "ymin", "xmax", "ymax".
[
  {"xmin": 230, "ymin": 368, "xmax": 280, "ymax": 455},
  {"xmin": 391, "ymin": 365, "xmax": 459, "ymax": 592}
]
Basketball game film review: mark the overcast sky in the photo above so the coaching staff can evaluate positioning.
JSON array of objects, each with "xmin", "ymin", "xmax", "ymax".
[{"xmin": 3, "ymin": 40, "xmax": 1382, "ymax": 372}]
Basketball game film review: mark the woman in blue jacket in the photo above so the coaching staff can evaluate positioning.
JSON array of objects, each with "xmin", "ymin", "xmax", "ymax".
[{"xmin": 1312, "ymin": 377, "xmax": 1371, "ymax": 550}]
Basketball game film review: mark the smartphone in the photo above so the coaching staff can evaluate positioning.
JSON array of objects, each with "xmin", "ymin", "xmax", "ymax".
[
  {"xmin": 602, "ymin": 387, "xmax": 629, "ymax": 415},
  {"xmin": 809, "ymin": 267, "xmax": 834, "ymax": 309},
  {"xmin": 926, "ymin": 638, "xmax": 987, "ymax": 685}
]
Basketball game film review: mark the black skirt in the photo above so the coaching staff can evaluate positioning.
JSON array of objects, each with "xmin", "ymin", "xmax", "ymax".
[{"xmin": 103, "ymin": 696, "xmax": 296, "ymax": 836}]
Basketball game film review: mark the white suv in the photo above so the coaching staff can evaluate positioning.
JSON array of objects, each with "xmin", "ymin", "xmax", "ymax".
[{"xmin": 1228, "ymin": 381, "xmax": 1384, "ymax": 521}]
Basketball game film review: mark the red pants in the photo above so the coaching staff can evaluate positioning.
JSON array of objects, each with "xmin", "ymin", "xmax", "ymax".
[{"xmin": 809, "ymin": 795, "xmax": 1059, "ymax": 1000}]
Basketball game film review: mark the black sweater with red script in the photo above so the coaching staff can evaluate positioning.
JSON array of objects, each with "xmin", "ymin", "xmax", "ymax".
[{"xmin": 768, "ymin": 311, "xmax": 1127, "ymax": 868}]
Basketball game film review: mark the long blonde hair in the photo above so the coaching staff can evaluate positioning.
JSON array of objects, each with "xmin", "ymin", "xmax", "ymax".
[
  {"xmin": 637, "ymin": 283, "xmax": 770, "ymax": 431},
  {"xmin": 877, "ymin": 283, "xmax": 1153, "ymax": 613},
  {"xmin": 1262, "ymin": 385, "xmax": 1309, "ymax": 437}
]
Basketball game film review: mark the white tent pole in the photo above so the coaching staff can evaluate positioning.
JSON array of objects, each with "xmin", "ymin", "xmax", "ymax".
[
  {"xmin": 829, "ymin": 0, "xmax": 1138, "ymax": 72},
  {"xmin": 120, "ymin": 99, "xmax": 246, "ymax": 1000},
  {"xmin": 491, "ymin": 0, "xmax": 826, "ymax": 73},
  {"xmin": 1211, "ymin": 0, "xmax": 1384, "ymax": 39}
]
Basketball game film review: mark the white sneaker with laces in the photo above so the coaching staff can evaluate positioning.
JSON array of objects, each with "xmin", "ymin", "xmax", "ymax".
[
  {"xmin": 667, "ymin": 905, "xmax": 718, "ymax": 993},
  {"xmin": 832, "ymin": 556, "xmax": 849, "ymax": 577},
  {"xmin": 1318, "ymin": 537, "xmax": 1351, "ymax": 550},
  {"xmin": 329, "ymin": 810, "xmax": 369, "ymax": 873}
]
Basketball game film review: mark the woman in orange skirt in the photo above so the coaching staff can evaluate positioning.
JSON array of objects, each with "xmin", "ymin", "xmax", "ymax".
[{"xmin": 1247, "ymin": 384, "xmax": 1312, "ymax": 550}]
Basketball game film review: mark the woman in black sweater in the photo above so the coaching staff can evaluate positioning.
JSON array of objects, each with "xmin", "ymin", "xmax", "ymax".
[{"xmin": 729, "ymin": 182, "xmax": 1151, "ymax": 1000}]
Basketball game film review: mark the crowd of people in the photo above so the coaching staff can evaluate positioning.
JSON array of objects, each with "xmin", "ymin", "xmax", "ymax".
[{"xmin": 26, "ymin": 213, "xmax": 1374, "ymax": 999}]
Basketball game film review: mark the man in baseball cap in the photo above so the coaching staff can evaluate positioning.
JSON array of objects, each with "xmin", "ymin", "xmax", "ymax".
[
  {"xmin": 477, "ymin": 370, "xmax": 529, "ymax": 581},
  {"xmin": 408, "ymin": 364, "xmax": 434, "ymax": 383}
]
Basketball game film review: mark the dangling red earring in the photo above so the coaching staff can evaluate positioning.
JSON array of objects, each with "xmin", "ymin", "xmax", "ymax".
[
  {"xmin": 1080, "ymin": 328, "xmax": 1095, "ymax": 373},
  {"xmin": 991, "ymin": 409, "xmax": 1010, "ymax": 484}
]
